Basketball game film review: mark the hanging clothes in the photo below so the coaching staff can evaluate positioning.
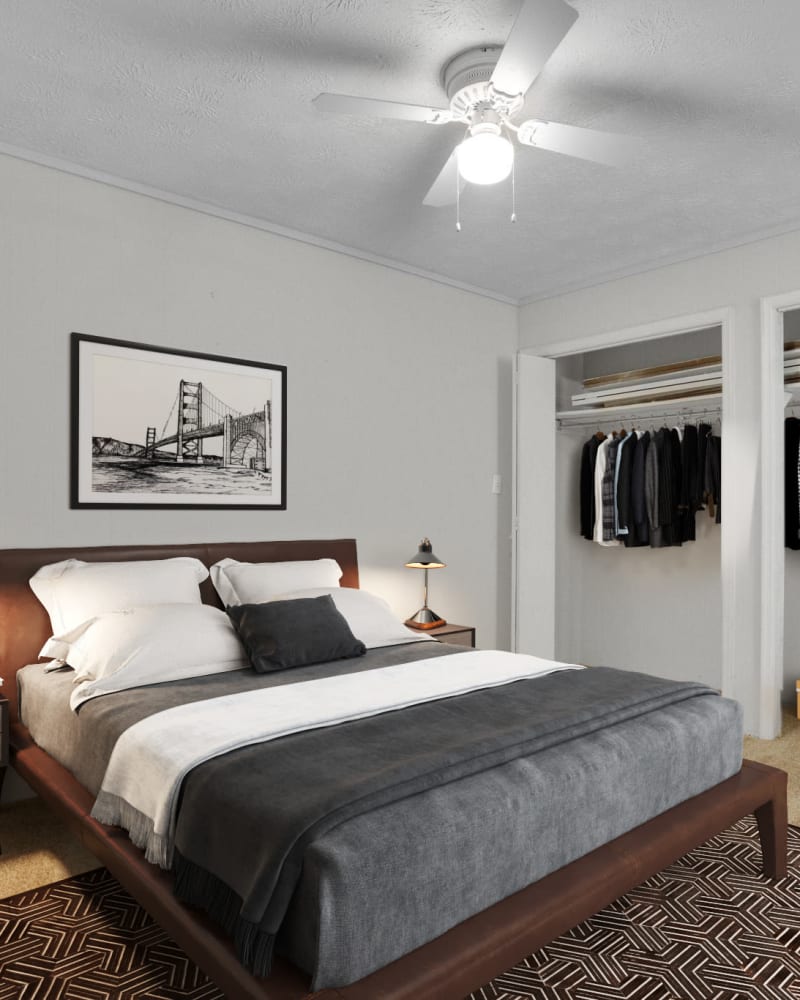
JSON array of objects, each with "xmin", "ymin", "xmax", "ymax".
[
  {"xmin": 697, "ymin": 423, "xmax": 711, "ymax": 511},
  {"xmin": 679, "ymin": 424, "xmax": 699, "ymax": 543},
  {"xmin": 785, "ymin": 417, "xmax": 800, "ymax": 549},
  {"xmin": 593, "ymin": 436, "xmax": 620, "ymax": 547},
  {"xmin": 631, "ymin": 431, "xmax": 650, "ymax": 546},
  {"xmin": 615, "ymin": 431, "xmax": 636, "ymax": 540},
  {"xmin": 645, "ymin": 429, "xmax": 660, "ymax": 545},
  {"xmin": 602, "ymin": 435, "xmax": 623, "ymax": 543},
  {"xmin": 705, "ymin": 433, "xmax": 722, "ymax": 525},
  {"xmin": 578, "ymin": 420, "xmax": 720, "ymax": 547},
  {"xmin": 652, "ymin": 428, "xmax": 675, "ymax": 547},
  {"xmin": 579, "ymin": 435, "xmax": 602, "ymax": 540},
  {"xmin": 668, "ymin": 428, "xmax": 685, "ymax": 546},
  {"xmin": 593, "ymin": 437, "xmax": 608, "ymax": 544}
]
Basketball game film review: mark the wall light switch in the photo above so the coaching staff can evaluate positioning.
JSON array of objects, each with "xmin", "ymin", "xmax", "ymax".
[{"xmin": 492, "ymin": 474, "xmax": 502, "ymax": 495}]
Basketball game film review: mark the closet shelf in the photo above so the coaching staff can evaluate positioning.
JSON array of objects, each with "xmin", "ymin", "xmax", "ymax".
[
  {"xmin": 571, "ymin": 350, "xmax": 800, "ymax": 412},
  {"xmin": 582, "ymin": 355, "xmax": 721, "ymax": 390},
  {"xmin": 572, "ymin": 369, "xmax": 721, "ymax": 408}
]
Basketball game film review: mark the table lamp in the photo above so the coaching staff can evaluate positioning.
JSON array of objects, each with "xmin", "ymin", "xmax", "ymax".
[{"xmin": 404, "ymin": 537, "xmax": 446, "ymax": 629}]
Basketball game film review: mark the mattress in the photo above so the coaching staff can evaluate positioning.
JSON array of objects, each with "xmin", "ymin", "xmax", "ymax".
[{"xmin": 18, "ymin": 648, "xmax": 744, "ymax": 989}]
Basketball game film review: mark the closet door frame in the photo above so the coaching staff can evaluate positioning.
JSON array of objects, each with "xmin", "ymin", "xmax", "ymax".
[
  {"xmin": 515, "ymin": 307, "xmax": 739, "ymax": 716},
  {"xmin": 512, "ymin": 354, "xmax": 557, "ymax": 656},
  {"xmin": 760, "ymin": 289, "xmax": 800, "ymax": 740}
]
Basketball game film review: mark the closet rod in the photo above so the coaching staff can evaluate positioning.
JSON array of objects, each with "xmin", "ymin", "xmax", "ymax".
[{"xmin": 556, "ymin": 396, "xmax": 721, "ymax": 430}]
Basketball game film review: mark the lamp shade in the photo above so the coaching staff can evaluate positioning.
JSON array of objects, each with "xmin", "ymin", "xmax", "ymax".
[
  {"xmin": 456, "ymin": 131, "xmax": 514, "ymax": 185},
  {"xmin": 404, "ymin": 537, "xmax": 446, "ymax": 629},
  {"xmin": 405, "ymin": 537, "xmax": 445, "ymax": 569}
]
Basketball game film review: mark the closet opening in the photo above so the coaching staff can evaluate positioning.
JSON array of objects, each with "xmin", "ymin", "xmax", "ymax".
[
  {"xmin": 554, "ymin": 327, "xmax": 723, "ymax": 688},
  {"xmin": 515, "ymin": 317, "xmax": 730, "ymax": 707}
]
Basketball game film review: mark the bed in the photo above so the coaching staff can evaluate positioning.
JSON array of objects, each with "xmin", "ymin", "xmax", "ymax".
[{"xmin": 0, "ymin": 538, "xmax": 787, "ymax": 1000}]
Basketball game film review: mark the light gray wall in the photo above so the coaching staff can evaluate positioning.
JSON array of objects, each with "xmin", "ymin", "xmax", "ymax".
[
  {"xmin": 0, "ymin": 152, "xmax": 517, "ymax": 652},
  {"xmin": 580, "ymin": 326, "xmax": 722, "ymax": 380}
]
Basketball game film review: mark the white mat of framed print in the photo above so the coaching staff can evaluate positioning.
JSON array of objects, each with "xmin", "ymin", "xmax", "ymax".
[{"xmin": 71, "ymin": 333, "xmax": 286, "ymax": 509}]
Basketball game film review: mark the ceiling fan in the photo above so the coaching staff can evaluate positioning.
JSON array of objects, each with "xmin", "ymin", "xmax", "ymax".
[{"xmin": 314, "ymin": 0, "xmax": 634, "ymax": 208}]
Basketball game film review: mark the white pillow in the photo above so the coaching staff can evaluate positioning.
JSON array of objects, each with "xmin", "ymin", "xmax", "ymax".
[
  {"xmin": 30, "ymin": 557, "xmax": 208, "ymax": 635},
  {"xmin": 274, "ymin": 587, "xmax": 434, "ymax": 650},
  {"xmin": 211, "ymin": 558, "xmax": 343, "ymax": 607},
  {"xmin": 39, "ymin": 604, "xmax": 249, "ymax": 711}
]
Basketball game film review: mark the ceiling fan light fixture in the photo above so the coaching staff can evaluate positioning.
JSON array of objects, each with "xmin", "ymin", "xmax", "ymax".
[{"xmin": 456, "ymin": 128, "xmax": 514, "ymax": 186}]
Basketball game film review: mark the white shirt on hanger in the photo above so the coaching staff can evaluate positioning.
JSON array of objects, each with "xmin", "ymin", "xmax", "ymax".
[{"xmin": 593, "ymin": 437, "xmax": 621, "ymax": 547}]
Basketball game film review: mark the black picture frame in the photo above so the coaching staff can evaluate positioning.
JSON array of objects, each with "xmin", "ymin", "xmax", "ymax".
[{"xmin": 70, "ymin": 333, "xmax": 287, "ymax": 510}]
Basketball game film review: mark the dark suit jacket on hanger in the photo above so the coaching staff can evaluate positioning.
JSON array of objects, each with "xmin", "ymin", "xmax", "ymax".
[
  {"xmin": 786, "ymin": 417, "xmax": 800, "ymax": 549},
  {"xmin": 631, "ymin": 431, "xmax": 650, "ymax": 546},
  {"xmin": 705, "ymin": 434, "xmax": 722, "ymax": 525},
  {"xmin": 616, "ymin": 432, "xmax": 636, "ymax": 544},
  {"xmin": 580, "ymin": 436, "xmax": 600, "ymax": 541},
  {"xmin": 679, "ymin": 424, "xmax": 698, "ymax": 543}
]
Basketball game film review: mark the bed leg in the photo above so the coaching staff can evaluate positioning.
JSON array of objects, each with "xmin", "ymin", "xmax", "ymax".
[{"xmin": 754, "ymin": 792, "xmax": 788, "ymax": 880}]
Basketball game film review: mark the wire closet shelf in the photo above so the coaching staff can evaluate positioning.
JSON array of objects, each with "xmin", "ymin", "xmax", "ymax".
[{"xmin": 555, "ymin": 394, "xmax": 723, "ymax": 432}]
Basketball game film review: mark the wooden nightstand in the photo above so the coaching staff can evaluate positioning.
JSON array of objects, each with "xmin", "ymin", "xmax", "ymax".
[
  {"xmin": 0, "ymin": 693, "xmax": 7, "ymax": 854},
  {"xmin": 426, "ymin": 623, "xmax": 476, "ymax": 648}
]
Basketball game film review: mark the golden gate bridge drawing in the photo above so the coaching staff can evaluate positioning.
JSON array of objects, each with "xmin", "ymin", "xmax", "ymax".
[{"xmin": 142, "ymin": 379, "xmax": 272, "ymax": 472}]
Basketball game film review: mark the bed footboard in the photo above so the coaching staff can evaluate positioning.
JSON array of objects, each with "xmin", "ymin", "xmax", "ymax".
[
  {"xmin": 10, "ymin": 727, "xmax": 787, "ymax": 1000},
  {"xmin": 322, "ymin": 758, "xmax": 788, "ymax": 1000}
]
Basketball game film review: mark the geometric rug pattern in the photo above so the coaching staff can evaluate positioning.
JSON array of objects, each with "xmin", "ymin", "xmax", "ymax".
[
  {"xmin": 0, "ymin": 868, "xmax": 223, "ymax": 999},
  {"xmin": 470, "ymin": 819, "xmax": 800, "ymax": 1000},
  {"xmin": 1, "ymin": 819, "xmax": 797, "ymax": 1000}
]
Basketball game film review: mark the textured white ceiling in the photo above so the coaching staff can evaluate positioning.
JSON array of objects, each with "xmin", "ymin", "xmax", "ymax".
[{"xmin": 4, "ymin": 0, "xmax": 800, "ymax": 301}]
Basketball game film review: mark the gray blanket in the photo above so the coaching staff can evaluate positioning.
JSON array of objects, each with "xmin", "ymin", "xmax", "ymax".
[
  {"xmin": 169, "ymin": 666, "xmax": 718, "ymax": 975},
  {"xmin": 19, "ymin": 653, "xmax": 739, "ymax": 987}
]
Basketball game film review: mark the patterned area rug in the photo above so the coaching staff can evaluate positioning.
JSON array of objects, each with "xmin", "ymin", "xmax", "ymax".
[
  {"xmin": 470, "ymin": 818, "xmax": 800, "ymax": 1000},
  {"xmin": 0, "ymin": 868, "xmax": 223, "ymax": 999},
  {"xmin": 0, "ymin": 819, "xmax": 797, "ymax": 1000}
]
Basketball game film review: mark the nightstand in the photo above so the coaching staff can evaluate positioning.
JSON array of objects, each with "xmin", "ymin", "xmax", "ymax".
[
  {"xmin": 427, "ymin": 623, "xmax": 476, "ymax": 648},
  {"xmin": 0, "ymin": 693, "xmax": 7, "ymax": 854}
]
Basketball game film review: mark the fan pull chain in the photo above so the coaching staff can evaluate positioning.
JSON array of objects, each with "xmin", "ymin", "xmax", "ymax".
[
  {"xmin": 510, "ymin": 156, "xmax": 517, "ymax": 223},
  {"xmin": 456, "ymin": 170, "xmax": 462, "ymax": 232}
]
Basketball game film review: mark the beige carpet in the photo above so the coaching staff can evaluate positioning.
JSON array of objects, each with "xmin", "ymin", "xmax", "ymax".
[
  {"xmin": 1, "ymin": 712, "xmax": 798, "ymax": 900},
  {"xmin": 743, "ymin": 708, "xmax": 800, "ymax": 825},
  {"xmin": 0, "ymin": 796, "xmax": 98, "ymax": 897}
]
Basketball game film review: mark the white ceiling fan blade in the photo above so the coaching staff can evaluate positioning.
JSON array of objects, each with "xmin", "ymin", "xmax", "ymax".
[
  {"xmin": 490, "ymin": 0, "xmax": 578, "ymax": 99},
  {"xmin": 313, "ymin": 93, "xmax": 451, "ymax": 124},
  {"xmin": 423, "ymin": 151, "xmax": 466, "ymax": 207},
  {"xmin": 517, "ymin": 119, "xmax": 638, "ymax": 166}
]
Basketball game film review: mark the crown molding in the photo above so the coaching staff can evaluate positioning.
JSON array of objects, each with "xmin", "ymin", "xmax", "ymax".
[
  {"xmin": 10, "ymin": 139, "xmax": 800, "ymax": 313},
  {"xmin": 0, "ymin": 141, "xmax": 518, "ymax": 308},
  {"xmin": 519, "ymin": 218, "xmax": 800, "ymax": 307}
]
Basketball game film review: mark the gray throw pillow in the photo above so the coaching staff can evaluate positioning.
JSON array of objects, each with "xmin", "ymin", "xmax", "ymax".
[{"xmin": 227, "ymin": 594, "xmax": 366, "ymax": 672}]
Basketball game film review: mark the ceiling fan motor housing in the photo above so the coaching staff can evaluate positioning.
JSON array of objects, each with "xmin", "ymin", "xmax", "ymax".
[
  {"xmin": 443, "ymin": 46, "xmax": 501, "ymax": 97},
  {"xmin": 443, "ymin": 46, "xmax": 524, "ymax": 122}
]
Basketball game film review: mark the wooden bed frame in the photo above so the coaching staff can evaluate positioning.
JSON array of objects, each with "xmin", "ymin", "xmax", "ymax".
[{"xmin": 0, "ymin": 539, "xmax": 788, "ymax": 1000}]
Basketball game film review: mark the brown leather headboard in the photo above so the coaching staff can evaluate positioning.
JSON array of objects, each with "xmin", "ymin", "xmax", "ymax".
[{"xmin": 0, "ymin": 538, "xmax": 358, "ymax": 724}]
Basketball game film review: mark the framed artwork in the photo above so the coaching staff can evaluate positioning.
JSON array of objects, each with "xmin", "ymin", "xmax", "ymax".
[{"xmin": 71, "ymin": 333, "xmax": 286, "ymax": 509}]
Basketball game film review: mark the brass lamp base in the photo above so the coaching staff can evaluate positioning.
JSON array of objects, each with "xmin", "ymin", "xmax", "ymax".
[{"xmin": 405, "ymin": 607, "xmax": 447, "ymax": 630}]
